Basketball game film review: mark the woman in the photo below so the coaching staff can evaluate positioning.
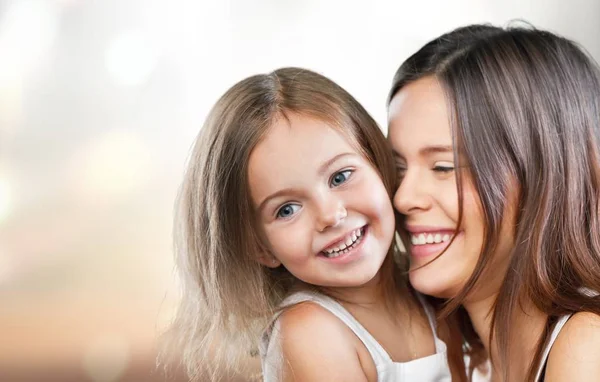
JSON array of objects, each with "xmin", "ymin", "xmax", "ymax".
[{"xmin": 387, "ymin": 24, "xmax": 600, "ymax": 381}]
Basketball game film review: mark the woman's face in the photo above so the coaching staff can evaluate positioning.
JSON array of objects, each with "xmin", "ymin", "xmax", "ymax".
[{"xmin": 388, "ymin": 76, "xmax": 499, "ymax": 299}]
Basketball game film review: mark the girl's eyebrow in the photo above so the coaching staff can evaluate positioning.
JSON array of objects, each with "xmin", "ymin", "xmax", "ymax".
[
  {"xmin": 317, "ymin": 152, "xmax": 355, "ymax": 176},
  {"xmin": 257, "ymin": 187, "xmax": 296, "ymax": 213}
]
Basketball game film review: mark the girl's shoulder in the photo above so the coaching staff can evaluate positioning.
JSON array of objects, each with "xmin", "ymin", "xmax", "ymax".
[
  {"xmin": 545, "ymin": 311, "xmax": 600, "ymax": 381},
  {"xmin": 278, "ymin": 299, "xmax": 358, "ymax": 347},
  {"xmin": 273, "ymin": 300, "xmax": 371, "ymax": 380}
]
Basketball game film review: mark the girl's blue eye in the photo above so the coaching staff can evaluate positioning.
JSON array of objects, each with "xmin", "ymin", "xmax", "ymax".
[
  {"xmin": 276, "ymin": 203, "xmax": 300, "ymax": 219},
  {"xmin": 330, "ymin": 170, "xmax": 352, "ymax": 187}
]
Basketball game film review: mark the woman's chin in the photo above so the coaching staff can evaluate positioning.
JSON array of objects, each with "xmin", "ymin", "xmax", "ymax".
[{"xmin": 409, "ymin": 269, "xmax": 459, "ymax": 299}]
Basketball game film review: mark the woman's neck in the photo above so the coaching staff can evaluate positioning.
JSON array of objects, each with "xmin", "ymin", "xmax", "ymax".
[{"xmin": 463, "ymin": 294, "xmax": 547, "ymax": 381}]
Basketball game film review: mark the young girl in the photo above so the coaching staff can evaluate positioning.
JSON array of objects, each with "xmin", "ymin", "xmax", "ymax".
[
  {"xmin": 387, "ymin": 24, "xmax": 600, "ymax": 381},
  {"xmin": 166, "ymin": 67, "xmax": 455, "ymax": 381}
]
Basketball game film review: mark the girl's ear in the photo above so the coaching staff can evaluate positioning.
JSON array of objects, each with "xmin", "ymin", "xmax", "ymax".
[
  {"xmin": 256, "ymin": 254, "xmax": 281, "ymax": 268},
  {"xmin": 253, "ymin": 231, "xmax": 281, "ymax": 268}
]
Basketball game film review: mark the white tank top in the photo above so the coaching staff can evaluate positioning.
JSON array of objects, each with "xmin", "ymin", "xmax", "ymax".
[
  {"xmin": 467, "ymin": 315, "xmax": 576, "ymax": 382},
  {"xmin": 533, "ymin": 288, "xmax": 599, "ymax": 381},
  {"xmin": 533, "ymin": 314, "xmax": 573, "ymax": 381},
  {"xmin": 259, "ymin": 290, "xmax": 452, "ymax": 381}
]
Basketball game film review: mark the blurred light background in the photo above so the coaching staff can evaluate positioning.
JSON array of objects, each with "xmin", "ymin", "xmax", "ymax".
[{"xmin": 0, "ymin": 0, "xmax": 598, "ymax": 381}]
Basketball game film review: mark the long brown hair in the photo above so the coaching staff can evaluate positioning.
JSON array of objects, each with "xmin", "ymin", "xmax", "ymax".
[
  {"xmin": 165, "ymin": 67, "xmax": 405, "ymax": 381},
  {"xmin": 388, "ymin": 24, "xmax": 600, "ymax": 381}
]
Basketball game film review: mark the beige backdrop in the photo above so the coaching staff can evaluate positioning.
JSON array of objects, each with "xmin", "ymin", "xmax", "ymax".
[{"xmin": 1, "ymin": 0, "xmax": 599, "ymax": 381}]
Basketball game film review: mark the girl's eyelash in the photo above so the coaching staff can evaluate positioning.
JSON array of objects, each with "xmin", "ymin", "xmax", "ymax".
[
  {"xmin": 275, "ymin": 203, "xmax": 300, "ymax": 219},
  {"xmin": 329, "ymin": 168, "xmax": 354, "ymax": 187},
  {"xmin": 273, "ymin": 168, "xmax": 355, "ymax": 219}
]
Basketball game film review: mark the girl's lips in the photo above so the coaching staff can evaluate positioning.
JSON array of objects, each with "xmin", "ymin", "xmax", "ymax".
[
  {"xmin": 320, "ymin": 225, "xmax": 365, "ymax": 253},
  {"xmin": 318, "ymin": 226, "xmax": 369, "ymax": 265}
]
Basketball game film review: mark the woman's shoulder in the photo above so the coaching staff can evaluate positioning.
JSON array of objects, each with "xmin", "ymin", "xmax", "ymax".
[{"xmin": 545, "ymin": 311, "xmax": 600, "ymax": 380}]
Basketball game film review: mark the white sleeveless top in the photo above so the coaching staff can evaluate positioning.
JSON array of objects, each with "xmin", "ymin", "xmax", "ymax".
[
  {"xmin": 466, "ymin": 316, "xmax": 574, "ymax": 382},
  {"xmin": 533, "ymin": 314, "xmax": 573, "ymax": 381},
  {"xmin": 533, "ymin": 288, "xmax": 599, "ymax": 381},
  {"xmin": 259, "ymin": 291, "xmax": 452, "ymax": 381},
  {"xmin": 468, "ymin": 315, "xmax": 578, "ymax": 382}
]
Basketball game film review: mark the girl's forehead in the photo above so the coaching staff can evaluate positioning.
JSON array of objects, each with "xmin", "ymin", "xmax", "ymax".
[
  {"xmin": 251, "ymin": 116, "xmax": 356, "ymax": 167},
  {"xmin": 247, "ymin": 115, "xmax": 370, "ymax": 200},
  {"xmin": 262, "ymin": 113, "xmax": 363, "ymax": 153}
]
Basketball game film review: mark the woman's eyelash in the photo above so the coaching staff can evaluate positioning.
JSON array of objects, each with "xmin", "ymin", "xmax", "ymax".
[
  {"xmin": 433, "ymin": 165, "xmax": 454, "ymax": 173},
  {"xmin": 394, "ymin": 163, "xmax": 453, "ymax": 174}
]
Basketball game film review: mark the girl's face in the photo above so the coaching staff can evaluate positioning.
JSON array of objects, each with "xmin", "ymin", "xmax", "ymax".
[
  {"xmin": 248, "ymin": 113, "xmax": 395, "ymax": 288},
  {"xmin": 388, "ymin": 76, "xmax": 492, "ymax": 299}
]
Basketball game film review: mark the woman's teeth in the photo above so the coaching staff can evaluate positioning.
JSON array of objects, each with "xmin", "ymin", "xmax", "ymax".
[
  {"xmin": 323, "ymin": 227, "xmax": 364, "ymax": 258},
  {"xmin": 410, "ymin": 232, "xmax": 453, "ymax": 246}
]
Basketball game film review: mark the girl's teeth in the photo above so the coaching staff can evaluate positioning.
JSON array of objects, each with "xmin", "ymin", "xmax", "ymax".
[
  {"xmin": 434, "ymin": 233, "xmax": 442, "ymax": 243},
  {"xmin": 323, "ymin": 227, "xmax": 364, "ymax": 257},
  {"xmin": 442, "ymin": 234, "xmax": 450, "ymax": 241},
  {"xmin": 418, "ymin": 234, "xmax": 426, "ymax": 245},
  {"xmin": 426, "ymin": 234, "xmax": 434, "ymax": 244}
]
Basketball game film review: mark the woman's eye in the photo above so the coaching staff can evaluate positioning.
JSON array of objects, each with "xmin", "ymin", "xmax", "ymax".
[
  {"xmin": 396, "ymin": 164, "xmax": 407, "ymax": 177},
  {"xmin": 276, "ymin": 203, "xmax": 301, "ymax": 219},
  {"xmin": 330, "ymin": 170, "xmax": 353, "ymax": 187},
  {"xmin": 433, "ymin": 162, "xmax": 455, "ymax": 173}
]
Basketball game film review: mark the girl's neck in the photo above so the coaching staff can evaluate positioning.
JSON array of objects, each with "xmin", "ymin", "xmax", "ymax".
[
  {"xmin": 323, "ymin": 270, "xmax": 387, "ymax": 306},
  {"xmin": 464, "ymin": 294, "xmax": 547, "ymax": 381}
]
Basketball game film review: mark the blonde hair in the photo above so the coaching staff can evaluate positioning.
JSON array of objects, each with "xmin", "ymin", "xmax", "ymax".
[{"xmin": 164, "ymin": 67, "xmax": 403, "ymax": 381}]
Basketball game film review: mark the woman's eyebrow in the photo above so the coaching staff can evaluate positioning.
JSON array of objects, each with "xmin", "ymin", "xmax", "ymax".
[{"xmin": 419, "ymin": 145, "xmax": 453, "ymax": 156}]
